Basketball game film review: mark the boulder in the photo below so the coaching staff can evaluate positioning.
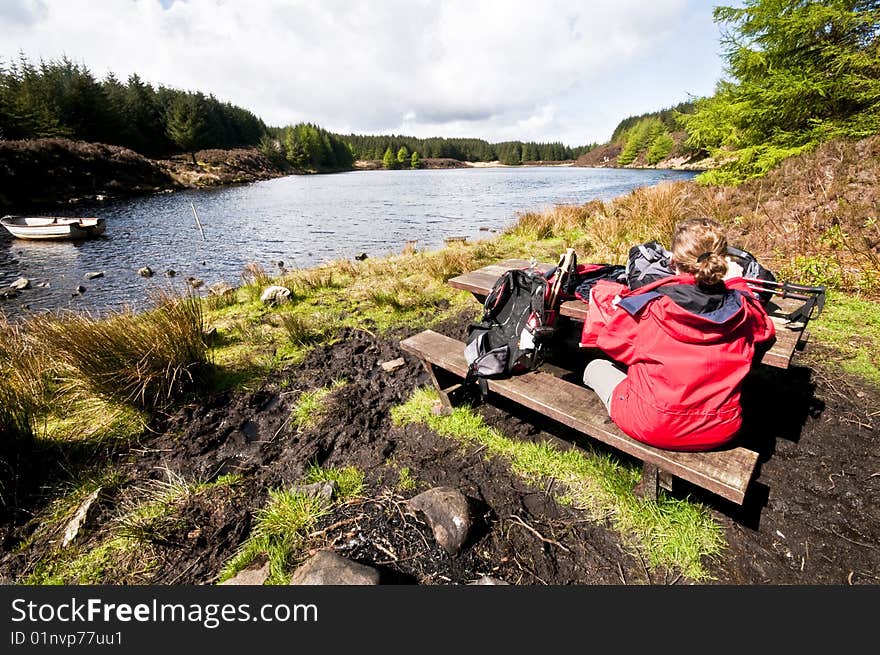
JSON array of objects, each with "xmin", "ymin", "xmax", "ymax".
[
  {"xmin": 260, "ymin": 285, "xmax": 291, "ymax": 305},
  {"xmin": 137, "ymin": 266, "xmax": 154, "ymax": 278},
  {"xmin": 84, "ymin": 271, "xmax": 104, "ymax": 280},
  {"xmin": 355, "ymin": 253, "xmax": 368, "ymax": 261},
  {"xmin": 61, "ymin": 488, "xmax": 101, "ymax": 548},
  {"xmin": 209, "ymin": 281, "xmax": 234, "ymax": 296},
  {"xmin": 187, "ymin": 277, "xmax": 204, "ymax": 289},
  {"xmin": 10, "ymin": 277, "xmax": 29, "ymax": 290},
  {"xmin": 165, "ymin": 269, "xmax": 176, "ymax": 277},
  {"xmin": 468, "ymin": 575, "xmax": 509, "ymax": 585},
  {"xmin": 290, "ymin": 480, "xmax": 338, "ymax": 502},
  {"xmin": 0, "ymin": 288, "xmax": 19, "ymax": 299},
  {"xmin": 75, "ymin": 285, "xmax": 86, "ymax": 294},
  {"xmin": 289, "ymin": 551, "xmax": 380, "ymax": 585},
  {"xmin": 405, "ymin": 487, "xmax": 473, "ymax": 556},
  {"xmin": 220, "ymin": 560, "xmax": 270, "ymax": 586}
]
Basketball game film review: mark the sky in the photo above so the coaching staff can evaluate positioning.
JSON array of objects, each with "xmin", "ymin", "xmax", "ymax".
[{"xmin": 0, "ymin": 0, "xmax": 735, "ymax": 146}]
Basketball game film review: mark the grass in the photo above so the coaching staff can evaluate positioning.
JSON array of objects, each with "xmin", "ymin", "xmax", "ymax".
[
  {"xmin": 290, "ymin": 379, "xmax": 347, "ymax": 432},
  {"xmin": 15, "ymin": 468, "xmax": 126, "ymax": 554},
  {"xmin": 36, "ymin": 396, "xmax": 148, "ymax": 445},
  {"xmin": 219, "ymin": 465, "xmax": 365, "ymax": 585},
  {"xmin": 391, "ymin": 388, "xmax": 725, "ymax": 580},
  {"xmin": 808, "ymin": 292, "xmax": 880, "ymax": 385},
  {"xmin": 25, "ymin": 472, "xmax": 243, "ymax": 585},
  {"xmin": 27, "ymin": 291, "xmax": 209, "ymax": 409},
  {"xmin": 305, "ymin": 462, "xmax": 365, "ymax": 498},
  {"xmin": 395, "ymin": 466, "xmax": 417, "ymax": 492}
]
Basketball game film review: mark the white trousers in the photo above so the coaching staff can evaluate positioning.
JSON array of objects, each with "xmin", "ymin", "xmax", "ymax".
[{"xmin": 583, "ymin": 359, "xmax": 626, "ymax": 414}]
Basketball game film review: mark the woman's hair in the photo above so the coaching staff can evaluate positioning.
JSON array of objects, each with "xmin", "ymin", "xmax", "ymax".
[{"xmin": 671, "ymin": 217, "xmax": 728, "ymax": 286}]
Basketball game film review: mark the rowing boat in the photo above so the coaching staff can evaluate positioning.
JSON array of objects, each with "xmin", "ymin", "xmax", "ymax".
[{"xmin": 0, "ymin": 215, "xmax": 106, "ymax": 240}]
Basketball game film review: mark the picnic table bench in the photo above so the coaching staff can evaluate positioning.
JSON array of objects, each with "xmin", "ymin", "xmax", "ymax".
[{"xmin": 399, "ymin": 258, "xmax": 817, "ymax": 505}]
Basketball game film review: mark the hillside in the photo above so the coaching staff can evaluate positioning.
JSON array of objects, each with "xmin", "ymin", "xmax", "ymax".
[{"xmin": 0, "ymin": 139, "xmax": 288, "ymax": 209}]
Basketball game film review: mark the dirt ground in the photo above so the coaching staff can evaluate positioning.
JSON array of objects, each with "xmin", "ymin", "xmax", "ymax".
[{"xmin": 1, "ymin": 312, "xmax": 878, "ymax": 585}]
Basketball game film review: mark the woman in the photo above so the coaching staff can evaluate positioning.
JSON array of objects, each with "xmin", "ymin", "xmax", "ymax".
[{"xmin": 581, "ymin": 217, "xmax": 776, "ymax": 451}]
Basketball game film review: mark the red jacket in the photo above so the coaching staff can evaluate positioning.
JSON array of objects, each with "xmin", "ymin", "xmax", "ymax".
[{"xmin": 580, "ymin": 275, "xmax": 776, "ymax": 451}]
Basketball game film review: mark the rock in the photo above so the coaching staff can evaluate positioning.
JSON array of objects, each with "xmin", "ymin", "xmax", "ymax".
[
  {"xmin": 202, "ymin": 326, "xmax": 218, "ymax": 343},
  {"xmin": 84, "ymin": 271, "xmax": 104, "ymax": 280},
  {"xmin": 289, "ymin": 551, "xmax": 380, "ymax": 585},
  {"xmin": 209, "ymin": 281, "xmax": 234, "ymax": 296},
  {"xmin": 355, "ymin": 252, "xmax": 368, "ymax": 261},
  {"xmin": 10, "ymin": 277, "xmax": 29, "ymax": 290},
  {"xmin": 260, "ymin": 285, "xmax": 291, "ymax": 305},
  {"xmin": 277, "ymin": 261, "xmax": 284, "ymax": 268},
  {"xmin": 405, "ymin": 487, "xmax": 473, "ymax": 556},
  {"xmin": 220, "ymin": 560, "xmax": 270, "ymax": 586},
  {"xmin": 138, "ymin": 266, "xmax": 154, "ymax": 278},
  {"xmin": 479, "ymin": 226, "xmax": 490, "ymax": 231},
  {"xmin": 290, "ymin": 480, "xmax": 337, "ymax": 501},
  {"xmin": 75, "ymin": 285, "xmax": 86, "ymax": 294},
  {"xmin": 37, "ymin": 282, "xmax": 50, "ymax": 288},
  {"xmin": 61, "ymin": 488, "xmax": 101, "ymax": 548},
  {"xmin": 431, "ymin": 401, "xmax": 452, "ymax": 417},
  {"xmin": 187, "ymin": 277, "xmax": 204, "ymax": 289},
  {"xmin": 468, "ymin": 575, "xmax": 509, "ymax": 585},
  {"xmin": 380, "ymin": 357, "xmax": 406, "ymax": 372},
  {"xmin": 165, "ymin": 269, "xmax": 176, "ymax": 277},
  {"xmin": 0, "ymin": 288, "xmax": 19, "ymax": 299}
]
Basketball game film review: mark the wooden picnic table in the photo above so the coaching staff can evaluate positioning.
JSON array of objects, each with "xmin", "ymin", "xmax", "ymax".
[{"xmin": 449, "ymin": 258, "xmax": 811, "ymax": 369}]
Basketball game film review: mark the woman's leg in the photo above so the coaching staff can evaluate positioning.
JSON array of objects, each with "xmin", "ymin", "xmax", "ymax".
[{"xmin": 583, "ymin": 359, "xmax": 626, "ymax": 414}]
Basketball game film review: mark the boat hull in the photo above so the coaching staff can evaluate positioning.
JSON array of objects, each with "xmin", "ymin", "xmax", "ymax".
[{"xmin": 0, "ymin": 216, "xmax": 106, "ymax": 240}]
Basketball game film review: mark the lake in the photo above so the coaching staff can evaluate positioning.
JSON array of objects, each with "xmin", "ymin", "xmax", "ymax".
[{"xmin": 0, "ymin": 166, "xmax": 696, "ymax": 317}]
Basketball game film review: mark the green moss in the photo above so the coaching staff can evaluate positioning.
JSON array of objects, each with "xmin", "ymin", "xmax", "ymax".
[{"xmin": 391, "ymin": 388, "xmax": 725, "ymax": 580}]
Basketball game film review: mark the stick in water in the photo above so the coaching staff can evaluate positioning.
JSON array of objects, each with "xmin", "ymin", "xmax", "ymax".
[{"xmin": 190, "ymin": 201, "xmax": 206, "ymax": 241}]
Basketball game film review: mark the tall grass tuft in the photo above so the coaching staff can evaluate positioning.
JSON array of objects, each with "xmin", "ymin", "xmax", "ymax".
[
  {"xmin": 279, "ymin": 313, "xmax": 327, "ymax": 346},
  {"xmin": 241, "ymin": 262, "xmax": 271, "ymax": 288},
  {"xmin": 422, "ymin": 246, "xmax": 479, "ymax": 282},
  {"xmin": 0, "ymin": 317, "xmax": 47, "ymax": 505},
  {"xmin": 30, "ymin": 291, "xmax": 210, "ymax": 409},
  {"xmin": 0, "ymin": 317, "xmax": 45, "ymax": 441}
]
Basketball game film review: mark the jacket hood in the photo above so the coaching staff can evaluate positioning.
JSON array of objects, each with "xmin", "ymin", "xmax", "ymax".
[{"xmin": 616, "ymin": 275, "xmax": 754, "ymax": 344}]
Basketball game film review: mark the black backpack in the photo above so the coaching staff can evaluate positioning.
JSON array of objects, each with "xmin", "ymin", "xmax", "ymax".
[
  {"xmin": 464, "ymin": 268, "xmax": 550, "ymax": 396},
  {"xmin": 626, "ymin": 241, "xmax": 674, "ymax": 290},
  {"xmin": 626, "ymin": 240, "xmax": 777, "ymax": 303}
]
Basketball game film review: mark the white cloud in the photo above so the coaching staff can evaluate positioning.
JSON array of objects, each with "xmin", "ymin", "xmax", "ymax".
[{"xmin": 1, "ymin": 0, "xmax": 694, "ymax": 145}]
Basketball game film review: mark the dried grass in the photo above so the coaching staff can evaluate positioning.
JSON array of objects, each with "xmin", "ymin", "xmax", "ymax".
[{"xmin": 27, "ymin": 290, "xmax": 210, "ymax": 409}]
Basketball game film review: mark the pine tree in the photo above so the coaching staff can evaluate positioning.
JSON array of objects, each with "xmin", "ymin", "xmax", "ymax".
[
  {"xmin": 396, "ymin": 145, "xmax": 408, "ymax": 164},
  {"xmin": 411, "ymin": 150, "xmax": 420, "ymax": 169},
  {"xmin": 383, "ymin": 146, "xmax": 396, "ymax": 169},
  {"xmin": 165, "ymin": 93, "xmax": 208, "ymax": 164},
  {"xmin": 682, "ymin": 0, "xmax": 880, "ymax": 182}
]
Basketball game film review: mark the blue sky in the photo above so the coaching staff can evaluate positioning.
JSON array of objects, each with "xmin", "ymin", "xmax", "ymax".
[{"xmin": 1, "ymin": 0, "xmax": 737, "ymax": 146}]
